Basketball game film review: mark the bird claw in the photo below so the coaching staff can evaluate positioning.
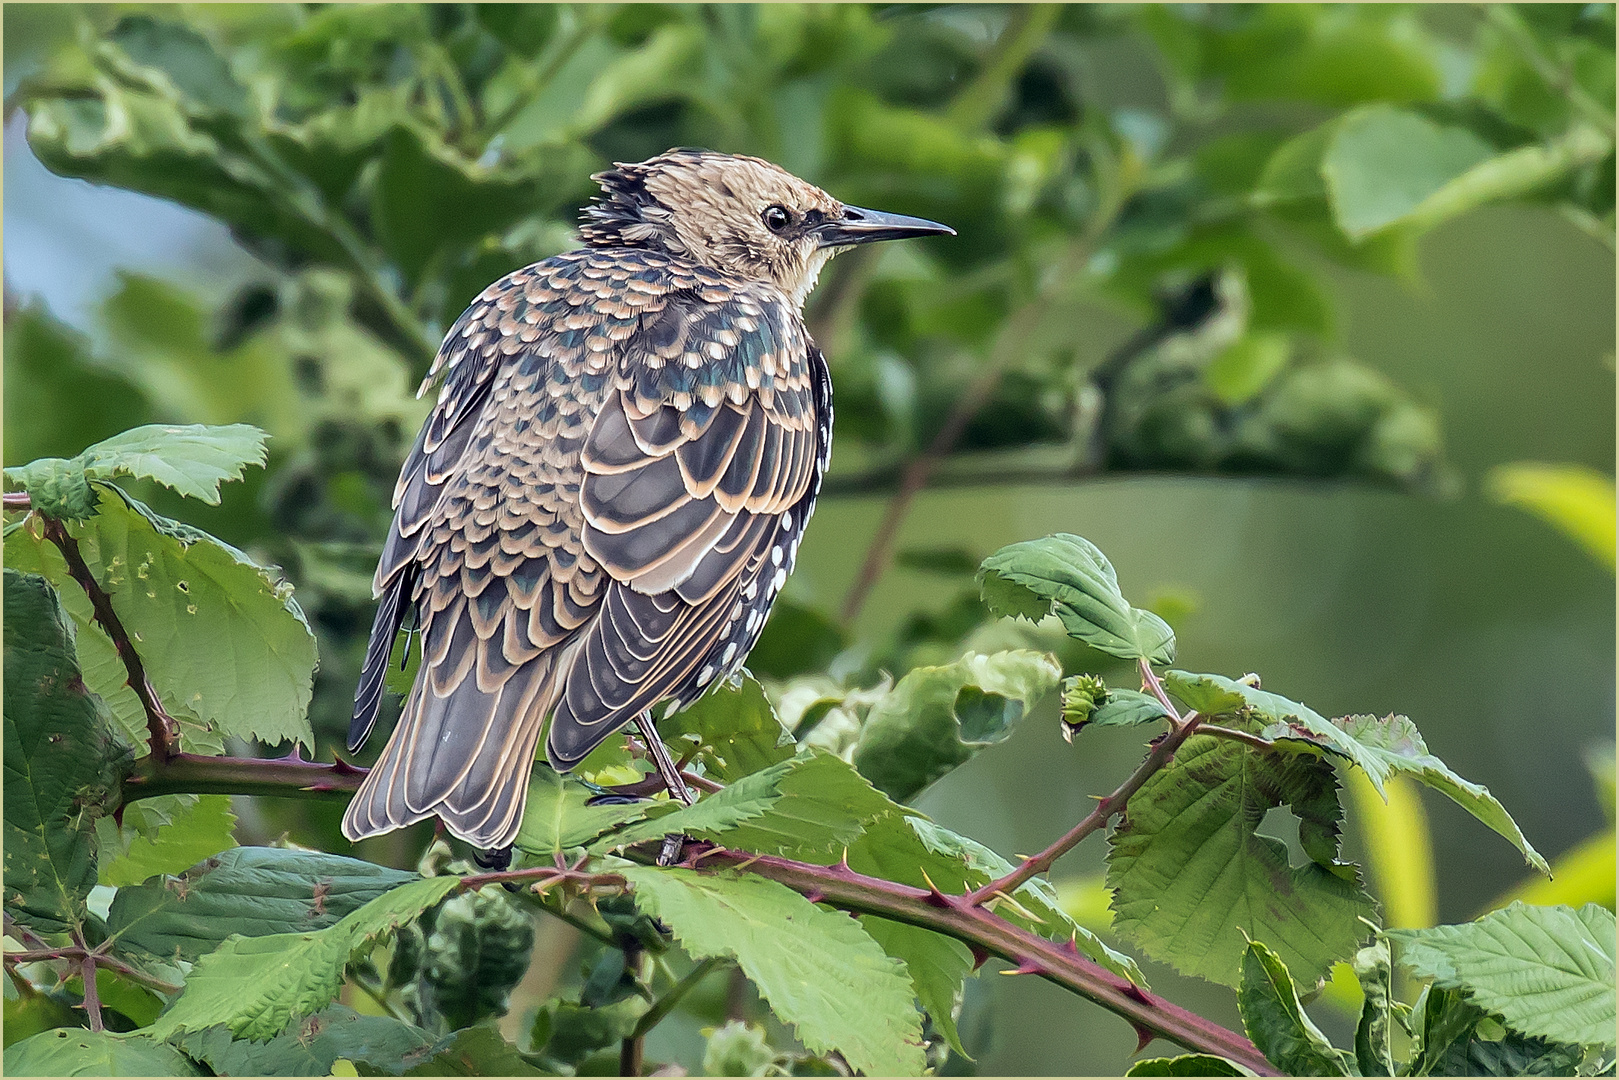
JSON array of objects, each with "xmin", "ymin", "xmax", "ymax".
[{"xmin": 656, "ymin": 833, "xmax": 688, "ymax": 867}]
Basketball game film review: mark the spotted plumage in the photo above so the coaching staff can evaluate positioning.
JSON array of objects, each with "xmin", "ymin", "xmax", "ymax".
[{"xmin": 342, "ymin": 150, "xmax": 952, "ymax": 851}]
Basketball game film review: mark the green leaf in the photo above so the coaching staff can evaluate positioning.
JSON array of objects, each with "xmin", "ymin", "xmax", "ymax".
[
  {"xmin": 1489, "ymin": 463, "xmax": 1616, "ymax": 572},
  {"xmin": 598, "ymin": 751, "xmax": 896, "ymax": 859},
  {"xmin": 621, "ymin": 866, "xmax": 926, "ymax": 1077},
  {"xmin": 743, "ymin": 598, "xmax": 848, "ymax": 681},
  {"xmin": 386, "ymin": 1025, "xmax": 548, "ymax": 1076},
  {"xmin": 97, "ymin": 793, "xmax": 237, "ymax": 887},
  {"xmin": 1322, "ymin": 106, "xmax": 1495, "ymax": 239},
  {"xmin": 1107, "ymin": 731, "xmax": 1376, "ymax": 987},
  {"xmin": 1237, "ymin": 940, "xmax": 1352, "ymax": 1076},
  {"xmin": 660, "ymin": 672, "xmax": 795, "ymax": 782},
  {"xmin": 1163, "ymin": 671, "xmax": 1251, "ymax": 717},
  {"xmin": 3, "ymin": 568, "xmax": 133, "ymax": 937},
  {"xmin": 1353, "ymin": 935, "xmax": 1398, "ymax": 1077},
  {"xmin": 147, "ymin": 875, "xmax": 458, "ymax": 1041},
  {"xmin": 3, "ymin": 1029, "xmax": 202, "ymax": 1077},
  {"xmin": 513, "ymin": 764, "xmax": 648, "ymax": 858},
  {"xmin": 107, "ymin": 846, "xmax": 419, "ymax": 963},
  {"xmin": 852, "ymin": 650, "xmax": 1062, "ymax": 802},
  {"xmin": 978, "ymin": 535, "xmax": 1175, "ymax": 664},
  {"xmin": 1388, "ymin": 903, "xmax": 1616, "ymax": 1049},
  {"xmin": 530, "ymin": 995, "xmax": 647, "ymax": 1068},
  {"xmin": 8, "ymin": 487, "xmax": 318, "ymax": 750},
  {"xmin": 4, "ymin": 424, "xmax": 267, "ymax": 520},
  {"xmin": 1127, "ymin": 1053, "xmax": 1254, "ymax": 1076},
  {"xmin": 172, "ymin": 1006, "xmax": 435, "ymax": 1077},
  {"xmin": 1205, "ymin": 332, "xmax": 1294, "ymax": 406},
  {"xmin": 861, "ymin": 916, "xmax": 974, "ymax": 1058},
  {"xmin": 1275, "ymin": 712, "xmax": 1549, "ymax": 875},
  {"xmin": 3, "ymin": 980, "xmax": 84, "ymax": 1049},
  {"xmin": 81, "ymin": 424, "xmax": 266, "ymax": 502},
  {"xmin": 1409, "ymin": 985, "xmax": 1587, "ymax": 1077},
  {"xmin": 1087, "ymin": 688, "xmax": 1172, "ymax": 729}
]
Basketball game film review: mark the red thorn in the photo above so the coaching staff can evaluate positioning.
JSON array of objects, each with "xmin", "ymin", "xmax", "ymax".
[
  {"xmin": 1123, "ymin": 982, "xmax": 1153, "ymax": 1006},
  {"xmin": 282, "ymin": 743, "xmax": 305, "ymax": 763},
  {"xmin": 112, "ymin": 804, "xmax": 126, "ymax": 828},
  {"xmin": 969, "ymin": 945, "xmax": 990, "ymax": 971},
  {"xmin": 1134, "ymin": 1026, "xmax": 1155, "ymax": 1054},
  {"xmin": 330, "ymin": 753, "xmax": 364, "ymax": 776},
  {"xmin": 1061, "ymin": 934, "xmax": 1082, "ymax": 958},
  {"xmin": 1013, "ymin": 958, "xmax": 1043, "ymax": 975},
  {"xmin": 803, "ymin": 890, "xmax": 825, "ymax": 904}
]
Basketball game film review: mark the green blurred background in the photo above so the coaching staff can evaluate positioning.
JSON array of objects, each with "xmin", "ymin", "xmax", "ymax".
[{"xmin": 4, "ymin": 4, "xmax": 1613, "ymax": 1073}]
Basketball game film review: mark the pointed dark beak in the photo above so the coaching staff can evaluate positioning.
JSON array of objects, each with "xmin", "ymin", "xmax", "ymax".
[{"xmin": 815, "ymin": 205, "xmax": 956, "ymax": 248}]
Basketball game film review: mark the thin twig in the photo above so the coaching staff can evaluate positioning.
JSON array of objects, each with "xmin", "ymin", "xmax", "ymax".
[
  {"xmin": 510, "ymin": 890, "xmax": 621, "ymax": 950},
  {"xmin": 663, "ymin": 845, "xmax": 1276, "ymax": 1074},
  {"xmin": 962, "ymin": 708, "xmax": 1202, "ymax": 906},
  {"xmin": 5, "ymin": 945, "xmax": 184, "ymax": 994},
  {"xmin": 1139, "ymin": 657, "xmax": 1183, "ymax": 726},
  {"xmin": 631, "ymin": 957, "xmax": 724, "ymax": 1041},
  {"xmin": 36, "ymin": 513, "xmax": 179, "ymax": 761},
  {"xmin": 1198, "ymin": 724, "xmax": 1275, "ymax": 753},
  {"xmin": 79, "ymin": 950, "xmax": 104, "ymax": 1032}
]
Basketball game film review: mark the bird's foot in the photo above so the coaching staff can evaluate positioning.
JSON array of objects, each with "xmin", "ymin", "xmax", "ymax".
[
  {"xmin": 474, "ymin": 844, "xmax": 513, "ymax": 871},
  {"xmin": 657, "ymin": 833, "xmax": 689, "ymax": 867}
]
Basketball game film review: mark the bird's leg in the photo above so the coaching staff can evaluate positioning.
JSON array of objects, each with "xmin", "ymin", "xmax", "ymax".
[
  {"xmin": 635, "ymin": 713, "xmax": 694, "ymax": 867},
  {"xmin": 636, "ymin": 714, "xmax": 695, "ymax": 807}
]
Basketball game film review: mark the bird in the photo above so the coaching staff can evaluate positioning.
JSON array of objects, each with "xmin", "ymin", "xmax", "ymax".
[{"xmin": 341, "ymin": 149, "xmax": 953, "ymax": 860}]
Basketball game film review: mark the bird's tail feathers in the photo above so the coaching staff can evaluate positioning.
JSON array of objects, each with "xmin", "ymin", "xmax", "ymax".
[{"xmin": 341, "ymin": 627, "xmax": 581, "ymax": 851}]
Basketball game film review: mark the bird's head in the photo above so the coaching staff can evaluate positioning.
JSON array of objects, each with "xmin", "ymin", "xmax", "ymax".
[{"xmin": 580, "ymin": 149, "xmax": 954, "ymax": 307}]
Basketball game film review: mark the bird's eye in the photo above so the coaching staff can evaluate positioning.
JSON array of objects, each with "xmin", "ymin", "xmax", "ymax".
[{"xmin": 762, "ymin": 205, "xmax": 791, "ymax": 233}]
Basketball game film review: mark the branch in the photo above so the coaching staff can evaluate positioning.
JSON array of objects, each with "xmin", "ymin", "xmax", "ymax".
[
  {"xmin": 631, "ymin": 957, "xmax": 725, "ymax": 1041},
  {"xmin": 671, "ymin": 847, "xmax": 1277, "ymax": 1075},
  {"xmin": 4, "ymin": 945, "xmax": 183, "ymax": 995},
  {"xmin": 964, "ymin": 710, "xmax": 1203, "ymax": 905},
  {"xmin": 26, "ymin": 504, "xmax": 180, "ymax": 762},
  {"xmin": 80, "ymin": 951, "xmax": 104, "ymax": 1032},
  {"xmin": 122, "ymin": 747, "xmax": 367, "ymax": 803},
  {"xmin": 448, "ymin": 848, "xmax": 1274, "ymax": 1074}
]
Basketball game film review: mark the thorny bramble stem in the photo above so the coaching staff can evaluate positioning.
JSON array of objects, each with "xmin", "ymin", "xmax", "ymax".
[
  {"xmin": 80, "ymin": 951, "xmax": 104, "ymax": 1032},
  {"xmin": 443, "ymin": 846, "xmax": 1275, "ymax": 1075}
]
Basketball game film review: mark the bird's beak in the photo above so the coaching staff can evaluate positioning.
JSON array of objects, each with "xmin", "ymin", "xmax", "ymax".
[{"xmin": 815, "ymin": 206, "xmax": 956, "ymax": 248}]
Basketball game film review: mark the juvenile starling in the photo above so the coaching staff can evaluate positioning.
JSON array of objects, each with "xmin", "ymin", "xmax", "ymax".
[{"xmin": 342, "ymin": 149, "xmax": 953, "ymax": 852}]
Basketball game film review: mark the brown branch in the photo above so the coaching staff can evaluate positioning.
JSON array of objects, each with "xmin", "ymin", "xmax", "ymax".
[
  {"xmin": 5, "ymin": 943, "xmax": 184, "ymax": 997},
  {"xmin": 80, "ymin": 951, "xmax": 104, "ymax": 1032},
  {"xmin": 122, "ymin": 748, "xmax": 367, "ymax": 803},
  {"xmin": 672, "ymin": 846, "xmax": 1277, "ymax": 1074},
  {"xmin": 33, "ymin": 509, "xmax": 179, "ymax": 762},
  {"xmin": 447, "ymin": 847, "xmax": 1274, "ymax": 1074},
  {"xmin": 964, "ymin": 712, "xmax": 1204, "ymax": 906},
  {"xmin": 964, "ymin": 662, "xmax": 1196, "ymax": 906}
]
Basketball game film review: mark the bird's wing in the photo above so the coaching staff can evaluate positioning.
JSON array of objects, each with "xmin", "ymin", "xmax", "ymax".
[
  {"xmin": 547, "ymin": 284, "xmax": 822, "ymax": 767},
  {"xmin": 347, "ymin": 276, "xmax": 504, "ymax": 751}
]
